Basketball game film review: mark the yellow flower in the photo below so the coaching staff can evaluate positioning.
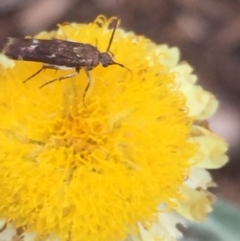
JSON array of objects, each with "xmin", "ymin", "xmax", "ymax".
[{"xmin": 0, "ymin": 16, "xmax": 228, "ymax": 241}]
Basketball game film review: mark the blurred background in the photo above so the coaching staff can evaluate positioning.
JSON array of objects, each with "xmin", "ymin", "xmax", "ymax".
[{"xmin": 0, "ymin": 0, "xmax": 239, "ymax": 208}]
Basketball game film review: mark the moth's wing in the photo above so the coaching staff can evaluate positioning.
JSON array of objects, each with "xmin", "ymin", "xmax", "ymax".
[{"xmin": 3, "ymin": 38, "xmax": 99, "ymax": 68}]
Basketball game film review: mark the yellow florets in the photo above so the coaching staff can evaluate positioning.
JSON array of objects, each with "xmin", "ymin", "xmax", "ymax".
[{"xmin": 0, "ymin": 16, "xmax": 227, "ymax": 241}]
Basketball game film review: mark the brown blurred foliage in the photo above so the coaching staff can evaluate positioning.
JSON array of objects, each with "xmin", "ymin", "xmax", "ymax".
[{"xmin": 0, "ymin": 0, "xmax": 239, "ymax": 206}]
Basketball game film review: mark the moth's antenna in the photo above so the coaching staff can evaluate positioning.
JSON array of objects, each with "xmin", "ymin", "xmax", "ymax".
[
  {"xmin": 106, "ymin": 18, "xmax": 119, "ymax": 53},
  {"xmin": 112, "ymin": 61, "xmax": 133, "ymax": 80}
]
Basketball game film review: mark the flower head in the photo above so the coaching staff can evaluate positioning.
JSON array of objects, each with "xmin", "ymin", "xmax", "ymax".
[{"xmin": 0, "ymin": 16, "xmax": 228, "ymax": 241}]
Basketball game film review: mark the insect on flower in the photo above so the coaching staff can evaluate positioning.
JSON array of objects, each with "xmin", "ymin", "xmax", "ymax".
[{"xmin": 2, "ymin": 18, "xmax": 131, "ymax": 106}]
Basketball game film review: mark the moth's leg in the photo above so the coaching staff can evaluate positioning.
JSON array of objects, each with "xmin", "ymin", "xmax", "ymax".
[
  {"xmin": 23, "ymin": 64, "xmax": 67, "ymax": 83},
  {"xmin": 23, "ymin": 66, "xmax": 45, "ymax": 83},
  {"xmin": 39, "ymin": 68, "xmax": 80, "ymax": 89},
  {"xmin": 82, "ymin": 68, "xmax": 92, "ymax": 107},
  {"xmin": 94, "ymin": 38, "xmax": 98, "ymax": 48}
]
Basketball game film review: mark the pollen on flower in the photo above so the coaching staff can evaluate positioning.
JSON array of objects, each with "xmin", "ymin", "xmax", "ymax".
[{"xmin": 0, "ymin": 15, "xmax": 227, "ymax": 241}]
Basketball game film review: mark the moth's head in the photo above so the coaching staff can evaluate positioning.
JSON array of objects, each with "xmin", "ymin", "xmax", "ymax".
[
  {"xmin": 99, "ymin": 51, "xmax": 133, "ymax": 80},
  {"xmin": 99, "ymin": 52, "xmax": 114, "ymax": 67}
]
